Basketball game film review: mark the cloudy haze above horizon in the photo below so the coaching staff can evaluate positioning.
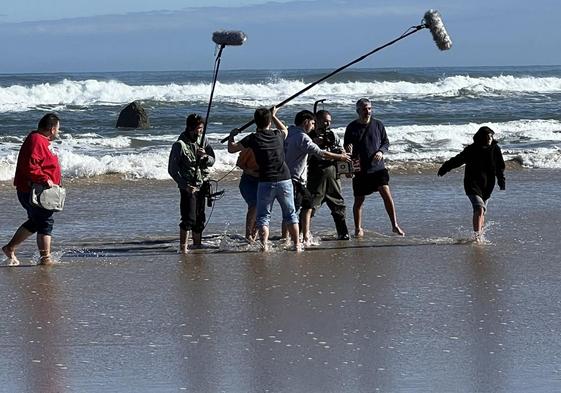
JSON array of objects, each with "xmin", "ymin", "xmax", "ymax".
[{"xmin": 1, "ymin": 0, "xmax": 559, "ymax": 73}]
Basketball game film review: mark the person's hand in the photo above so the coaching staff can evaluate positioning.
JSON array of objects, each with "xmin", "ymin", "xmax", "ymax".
[
  {"xmin": 373, "ymin": 151, "xmax": 383, "ymax": 162},
  {"xmin": 339, "ymin": 152, "xmax": 351, "ymax": 162},
  {"xmin": 229, "ymin": 128, "xmax": 240, "ymax": 138},
  {"xmin": 271, "ymin": 106, "xmax": 279, "ymax": 117},
  {"xmin": 46, "ymin": 179, "xmax": 54, "ymax": 188},
  {"xmin": 196, "ymin": 148, "xmax": 206, "ymax": 158},
  {"xmin": 345, "ymin": 144, "xmax": 353, "ymax": 154},
  {"xmin": 351, "ymin": 158, "xmax": 361, "ymax": 172},
  {"xmin": 437, "ymin": 167, "xmax": 446, "ymax": 177},
  {"xmin": 498, "ymin": 178, "xmax": 506, "ymax": 190},
  {"xmin": 182, "ymin": 185, "xmax": 199, "ymax": 194}
]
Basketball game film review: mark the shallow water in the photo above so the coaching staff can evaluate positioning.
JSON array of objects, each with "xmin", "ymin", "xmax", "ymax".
[{"xmin": 1, "ymin": 169, "xmax": 560, "ymax": 392}]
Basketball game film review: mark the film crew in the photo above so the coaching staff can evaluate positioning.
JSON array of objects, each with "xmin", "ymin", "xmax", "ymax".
[
  {"xmin": 344, "ymin": 98, "xmax": 405, "ymax": 237},
  {"xmin": 228, "ymin": 106, "xmax": 301, "ymax": 251},
  {"xmin": 2, "ymin": 113, "xmax": 62, "ymax": 266},
  {"xmin": 168, "ymin": 114, "xmax": 215, "ymax": 253},
  {"xmin": 304, "ymin": 109, "xmax": 350, "ymax": 240},
  {"xmin": 283, "ymin": 110, "xmax": 350, "ymax": 245}
]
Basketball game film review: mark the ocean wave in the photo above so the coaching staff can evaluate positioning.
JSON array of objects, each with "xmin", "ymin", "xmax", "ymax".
[
  {"xmin": 1, "ymin": 119, "xmax": 561, "ymax": 182},
  {"xmin": 2, "ymin": 75, "xmax": 561, "ymax": 112}
]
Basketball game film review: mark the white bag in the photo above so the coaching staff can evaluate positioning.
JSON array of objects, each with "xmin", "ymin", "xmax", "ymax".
[{"xmin": 30, "ymin": 183, "xmax": 66, "ymax": 212}]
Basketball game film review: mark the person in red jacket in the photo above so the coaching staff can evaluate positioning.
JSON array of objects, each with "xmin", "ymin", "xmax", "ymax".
[{"xmin": 3, "ymin": 113, "xmax": 62, "ymax": 266}]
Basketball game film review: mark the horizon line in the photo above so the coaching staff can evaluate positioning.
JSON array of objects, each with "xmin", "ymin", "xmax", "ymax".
[{"xmin": 1, "ymin": 64, "xmax": 560, "ymax": 76}]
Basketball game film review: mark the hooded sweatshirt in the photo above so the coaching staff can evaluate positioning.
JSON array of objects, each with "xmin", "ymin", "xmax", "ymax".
[{"xmin": 439, "ymin": 129, "xmax": 505, "ymax": 200}]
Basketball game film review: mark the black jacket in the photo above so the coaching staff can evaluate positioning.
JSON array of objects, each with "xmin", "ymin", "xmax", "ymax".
[{"xmin": 439, "ymin": 141, "xmax": 505, "ymax": 200}]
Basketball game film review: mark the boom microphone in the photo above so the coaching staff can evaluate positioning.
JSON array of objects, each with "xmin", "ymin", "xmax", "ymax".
[
  {"xmin": 212, "ymin": 30, "xmax": 247, "ymax": 46},
  {"xmin": 423, "ymin": 10, "xmax": 452, "ymax": 50},
  {"xmin": 221, "ymin": 11, "xmax": 453, "ymax": 143}
]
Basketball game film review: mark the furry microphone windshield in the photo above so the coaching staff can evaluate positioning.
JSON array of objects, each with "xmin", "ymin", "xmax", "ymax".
[
  {"xmin": 423, "ymin": 10, "xmax": 452, "ymax": 50},
  {"xmin": 212, "ymin": 31, "xmax": 247, "ymax": 46}
]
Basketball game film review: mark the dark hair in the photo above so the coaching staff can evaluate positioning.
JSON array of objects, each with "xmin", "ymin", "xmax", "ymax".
[
  {"xmin": 315, "ymin": 109, "xmax": 331, "ymax": 121},
  {"xmin": 294, "ymin": 110, "xmax": 315, "ymax": 126},
  {"xmin": 37, "ymin": 113, "xmax": 60, "ymax": 131},
  {"xmin": 254, "ymin": 107, "xmax": 272, "ymax": 129},
  {"xmin": 473, "ymin": 126, "xmax": 495, "ymax": 145},
  {"xmin": 355, "ymin": 98, "xmax": 371, "ymax": 110},
  {"xmin": 185, "ymin": 113, "xmax": 205, "ymax": 131}
]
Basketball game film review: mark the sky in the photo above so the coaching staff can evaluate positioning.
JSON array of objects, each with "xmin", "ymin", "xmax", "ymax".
[{"xmin": 0, "ymin": 0, "xmax": 560, "ymax": 73}]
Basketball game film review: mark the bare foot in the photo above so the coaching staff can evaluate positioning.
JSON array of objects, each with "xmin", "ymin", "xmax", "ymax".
[
  {"xmin": 392, "ymin": 225, "xmax": 405, "ymax": 236},
  {"xmin": 474, "ymin": 232, "xmax": 484, "ymax": 244},
  {"xmin": 2, "ymin": 245, "xmax": 19, "ymax": 266},
  {"xmin": 179, "ymin": 245, "xmax": 189, "ymax": 254},
  {"xmin": 259, "ymin": 241, "xmax": 270, "ymax": 252},
  {"xmin": 354, "ymin": 228, "xmax": 364, "ymax": 238},
  {"xmin": 38, "ymin": 255, "xmax": 54, "ymax": 266}
]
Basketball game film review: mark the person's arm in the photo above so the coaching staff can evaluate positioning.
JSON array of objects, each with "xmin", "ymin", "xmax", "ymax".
[
  {"xmin": 27, "ymin": 138, "xmax": 52, "ymax": 186},
  {"xmin": 271, "ymin": 106, "xmax": 287, "ymax": 138},
  {"xmin": 438, "ymin": 149, "xmax": 467, "ymax": 176},
  {"xmin": 373, "ymin": 121, "xmax": 390, "ymax": 162},
  {"xmin": 322, "ymin": 150, "xmax": 351, "ymax": 162},
  {"xmin": 343, "ymin": 124, "xmax": 353, "ymax": 153},
  {"xmin": 199, "ymin": 138, "xmax": 215, "ymax": 168},
  {"xmin": 228, "ymin": 131, "xmax": 247, "ymax": 154},
  {"xmin": 304, "ymin": 135, "xmax": 350, "ymax": 162},
  {"xmin": 495, "ymin": 145, "xmax": 506, "ymax": 190},
  {"xmin": 168, "ymin": 142, "xmax": 189, "ymax": 189}
]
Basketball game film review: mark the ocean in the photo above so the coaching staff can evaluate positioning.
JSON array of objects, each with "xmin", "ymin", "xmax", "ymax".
[
  {"xmin": 1, "ymin": 66, "xmax": 561, "ymax": 182},
  {"xmin": 2, "ymin": 67, "xmax": 561, "ymax": 391}
]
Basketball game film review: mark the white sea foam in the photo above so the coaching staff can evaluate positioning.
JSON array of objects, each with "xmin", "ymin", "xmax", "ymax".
[
  {"xmin": 2, "ymin": 75, "xmax": 561, "ymax": 112},
  {"xmin": 1, "ymin": 119, "xmax": 560, "ymax": 182}
]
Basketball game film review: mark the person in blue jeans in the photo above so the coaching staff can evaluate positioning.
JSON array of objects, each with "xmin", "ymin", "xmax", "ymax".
[{"xmin": 228, "ymin": 107, "xmax": 301, "ymax": 251}]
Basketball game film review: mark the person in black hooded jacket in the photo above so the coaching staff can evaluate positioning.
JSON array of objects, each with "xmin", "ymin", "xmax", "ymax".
[{"xmin": 438, "ymin": 126, "xmax": 506, "ymax": 240}]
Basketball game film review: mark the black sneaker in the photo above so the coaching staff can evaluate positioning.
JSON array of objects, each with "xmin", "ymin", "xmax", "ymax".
[{"xmin": 337, "ymin": 233, "xmax": 350, "ymax": 240}]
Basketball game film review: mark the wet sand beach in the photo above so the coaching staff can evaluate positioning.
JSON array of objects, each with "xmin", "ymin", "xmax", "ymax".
[{"xmin": 1, "ymin": 169, "xmax": 561, "ymax": 392}]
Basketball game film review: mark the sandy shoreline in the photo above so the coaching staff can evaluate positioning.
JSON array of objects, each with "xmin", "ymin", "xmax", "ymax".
[{"xmin": 1, "ymin": 168, "xmax": 560, "ymax": 392}]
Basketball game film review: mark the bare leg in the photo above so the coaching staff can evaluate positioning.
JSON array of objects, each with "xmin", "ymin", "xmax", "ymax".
[
  {"xmin": 3, "ymin": 225, "xmax": 34, "ymax": 264},
  {"xmin": 300, "ymin": 208, "xmax": 313, "ymax": 244},
  {"xmin": 378, "ymin": 185, "xmax": 405, "ymax": 236},
  {"xmin": 179, "ymin": 228, "xmax": 189, "ymax": 254},
  {"xmin": 473, "ymin": 207, "xmax": 485, "ymax": 233},
  {"xmin": 37, "ymin": 234, "xmax": 54, "ymax": 265},
  {"xmin": 245, "ymin": 206, "xmax": 257, "ymax": 241},
  {"xmin": 286, "ymin": 223, "xmax": 301, "ymax": 251},
  {"xmin": 259, "ymin": 226, "xmax": 270, "ymax": 251},
  {"xmin": 353, "ymin": 195, "xmax": 365, "ymax": 237},
  {"xmin": 280, "ymin": 222, "xmax": 288, "ymax": 240}
]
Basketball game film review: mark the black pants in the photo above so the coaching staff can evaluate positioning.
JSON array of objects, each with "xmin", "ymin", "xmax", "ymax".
[
  {"xmin": 179, "ymin": 188, "xmax": 206, "ymax": 233},
  {"xmin": 17, "ymin": 191, "xmax": 54, "ymax": 235},
  {"xmin": 307, "ymin": 165, "xmax": 346, "ymax": 220}
]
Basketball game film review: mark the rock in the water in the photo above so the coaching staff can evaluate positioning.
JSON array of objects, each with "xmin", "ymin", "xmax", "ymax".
[{"xmin": 116, "ymin": 101, "xmax": 150, "ymax": 129}]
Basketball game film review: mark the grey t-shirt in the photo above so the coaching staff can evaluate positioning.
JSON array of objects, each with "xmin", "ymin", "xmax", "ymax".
[{"xmin": 284, "ymin": 125, "xmax": 324, "ymax": 185}]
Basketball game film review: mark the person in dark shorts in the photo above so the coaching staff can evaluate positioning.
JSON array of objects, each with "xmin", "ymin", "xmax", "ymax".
[
  {"xmin": 438, "ymin": 126, "xmax": 506, "ymax": 241},
  {"xmin": 3, "ymin": 113, "xmax": 62, "ymax": 266},
  {"xmin": 344, "ymin": 98, "xmax": 405, "ymax": 237},
  {"xmin": 168, "ymin": 114, "xmax": 215, "ymax": 253}
]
